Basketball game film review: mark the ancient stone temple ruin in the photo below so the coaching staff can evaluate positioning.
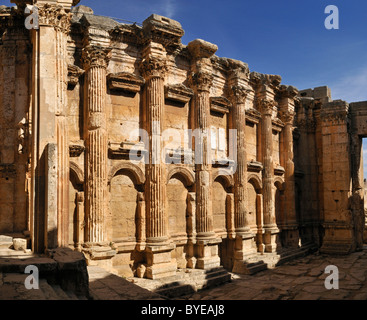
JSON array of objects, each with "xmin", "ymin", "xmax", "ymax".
[{"xmin": 0, "ymin": 0, "xmax": 366, "ymax": 281}]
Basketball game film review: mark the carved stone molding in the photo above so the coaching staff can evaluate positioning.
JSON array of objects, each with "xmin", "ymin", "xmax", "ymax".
[
  {"xmin": 247, "ymin": 161, "xmax": 263, "ymax": 173},
  {"xmin": 250, "ymin": 72, "xmax": 282, "ymax": 90},
  {"xmin": 68, "ymin": 64, "xmax": 84, "ymax": 88},
  {"xmin": 210, "ymin": 96, "xmax": 231, "ymax": 114},
  {"xmin": 278, "ymin": 85, "xmax": 299, "ymax": 99},
  {"xmin": 187, "ymin": 39, "xmax": 218, "ymax": 60},
  {"xmin": 139, "ymin": 56, "xmax": 167, "ymax": 79},
  {"xmin": 142, "ymin": 14, "xmax": 184, "ymax": 52},
  {"xmin": 274, "ymin": 165, "xmax": 285, "ymax": 176},
  {"xmin": 107, "ymin": 72, "xmax": 145, "ymax": 93},
  {"xmin": 245, "ymin": 108, "xmax": 262, "ymax": 124},
  {"xmin": 69, "ymin": 144, "xmax": 85, "ymax": 157},
  {"xmin": 82, "ymin": 45, "xmax": 112, "ymax": 70},
  {"xmin": 164, "ymin": 83, "xmax": 194, "ymax": 103}
]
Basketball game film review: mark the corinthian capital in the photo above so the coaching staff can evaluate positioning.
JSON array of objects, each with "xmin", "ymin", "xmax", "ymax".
[
  {"xmin": 188, "ymin": 71, "xmax": 213, "ymax": 92},
  {"xmin": 257, "ymin": 98, "xmax": 276, "ymax": 116},
  {"xmin": 230, "ymin": 85, "xmax": 251, "ymax": 104},
  {"xmin": 37, "ymin": 4, "xmax": 72, "ymax": 33},
  {"xmin": 278, "ymin": 110, "xmax": 295, "ymax": 124},
  {"xmin": 82, "ymin": 45, "xmax": 112, "ymax": 70},
  {"xmin": 139, "ymin": 56, "xmax": 167, "ymax": 79}
]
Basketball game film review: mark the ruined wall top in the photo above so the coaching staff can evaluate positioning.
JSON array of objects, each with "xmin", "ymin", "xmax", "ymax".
[{"xmin": 10, "ymin": 0, "xmax": 80, "ymax": 11}]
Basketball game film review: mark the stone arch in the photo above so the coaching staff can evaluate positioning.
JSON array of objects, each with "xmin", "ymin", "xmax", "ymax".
[
  {"xmin": 212, "ymin": 169, "xmax": 234, "ymax": 192},
  {"xmin": 108, "ymin": 165, "xmax": 143, "ymax": 243},
  {"xmin": 108, "ymin": 162, "xmax": 145, "ymax": 186},
  {"xmin": 70, "ymin": 161, "xmax": 84, "ymax": 185},
  {"xmin": 166, "ymin": 170, "xmax": 193, "ymax": 268},
  {"xmin": 213, "ymin": 175, "xmax": 231, "ymax": 236},
  {"xmin": 247, "ymin": 174, "xmax": 262, "ymax": 193},
  {"xmin": 167, "ymin": 166, "xmax": 195, "ymax": 188}
]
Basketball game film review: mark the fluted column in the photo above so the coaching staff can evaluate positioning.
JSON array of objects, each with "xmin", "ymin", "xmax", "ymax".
[
  {"xmin": 82, "ymin": 46, "xmax": 111, "ymax": 244},
  {"xmin": 229, "ymin": 85, "xmax": 252, "ymax": 236},
  {"xmin": 55, "ymin": 18, "xmax": 70, "ymax": 247},
  {"xmin": 140, "ymin": 55, "xmax": 168, "ymax": 244},
  {"xmin": 188, "ymin": 39, "xmax": 220, "ymax": 270},
  {"xmin": 190, "ymin": 71, "xmax": 215, "ymax": 239},
  {"xmin": 139, "ymin": 53, "xmax": 176, "ymax": 279}
]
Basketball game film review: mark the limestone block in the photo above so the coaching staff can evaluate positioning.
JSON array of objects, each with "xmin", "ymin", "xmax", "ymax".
[{"xmin": 12, "ymin": 238, "xmax": 27, "ymax": 251}]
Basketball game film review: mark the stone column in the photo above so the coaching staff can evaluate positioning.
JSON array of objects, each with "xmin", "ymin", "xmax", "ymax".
[
  {"xmin": 228, "ymin": 61, "xmax": 258, "ymax": 272},
  {"xmin": 82, "ymin": 45, "xmax": 111, "ymax": 245},
  {"xmin": 54, "ymin": 12, "xmax": 71, "ymax": 248},
  {"xmin": 251, "ymin": 72, "xmax": 282, "ymax": 253},
  {"xmin": 188, "ymin": 39, "xmax": 221, "ymax": 270},
  {"xmin": 140, "ymin": 53, "xmax": 176, "ymax": 279},
  {"xmin": 278, "ymin": 85, "xmax": 299, "ymax": 247}
]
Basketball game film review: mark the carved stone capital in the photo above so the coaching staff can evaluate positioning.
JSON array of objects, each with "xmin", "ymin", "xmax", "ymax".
[
  {"xmin": 37, "ymin": 4, "xmax": 72, "ymax": 33},
  {"xmin": 278, "ymin": 110, "xmax": 295, "ymax": 125},
  {"xmin": 82, "ymin": 45, "xmax": 112, "ymax": 70},
  {"xmin": 139, "ymin": 56, "xmax": 167, "ymax": 79},
  {"xmin": 188, "ymin": 71, "xmax": 213, "ymax": 92},
  {"xmin": 68, "ymin": 64, "xmax": 84, "ymax": 87},
  {"xmin": 230, "ymin": 85, "xmax": 251, "ymax": 104},
  {"xmin": 257, "ymin": 98, "xmax": 276, "ymax": 116}
]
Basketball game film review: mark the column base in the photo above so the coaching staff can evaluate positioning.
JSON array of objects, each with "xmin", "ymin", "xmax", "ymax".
[
  {"xmin": 263, "ymin": 226, "xmax": 280, "ymax": 253},
  {"xmin": 195, "ymin": 238, "xmax": 221, "ymax": 270},
  {"xmin": 145, "ymin": 243, "xmax": 177, "ymax": 279}
]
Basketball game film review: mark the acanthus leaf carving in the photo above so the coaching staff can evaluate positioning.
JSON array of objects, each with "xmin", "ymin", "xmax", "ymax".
[
  {"xmin": 188, "ymin": 71, "xmax": 213, "ymax": 92},
  {"xmin": 82, "ymin": 45, "xmax": 112, "ymax": 70},
  {"xmin": 139, "ymin": 56, "xmax": 167, "ymax": 79}
]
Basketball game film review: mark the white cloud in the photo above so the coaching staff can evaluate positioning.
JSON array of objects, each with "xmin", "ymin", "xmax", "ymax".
[
  {"xmin": 162, "ymin": 0, "xmax": 175, "ymax": 18},
  {"xmin": 330, "ymin": 66, "xmax": 367, "ymax": 103}
]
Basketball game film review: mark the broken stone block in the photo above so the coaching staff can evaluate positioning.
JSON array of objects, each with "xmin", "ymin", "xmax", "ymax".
[{"xmin": 13, "ymin": 238, "xmax": 27, "ymax": 251}]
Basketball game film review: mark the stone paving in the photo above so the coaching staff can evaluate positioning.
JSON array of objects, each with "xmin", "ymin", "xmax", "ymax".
[{"xmin": 179, "ymin": 246, "xmax": 367, "ymax": 300}]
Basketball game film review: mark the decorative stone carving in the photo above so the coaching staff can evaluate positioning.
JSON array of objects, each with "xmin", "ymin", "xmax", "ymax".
[
  {"xmin": 107, "ymin": 72, "xmax": 145, "ymax": 93},
  {"xmin": 188, "ymin": 71, "xmax": 213, "ymax": 92},
  {"xmin": 38, "ymin": 4, "xmax": 72, "ymax": 33},
  {"xmin": 139, "ymin": 56, "xmax": 167, "ymax": 79},
  {"xmin": 210, "ymin": 97, "xmax": 231, "ymax": 114},
  {"xmin": 69, "ymin": 144, "xmax": 85, "ymax": 157},
  {"xmin": 68, "ymin": 64, "xmax": 84, "ymax": 88},
  {"xmin": 164, "ymin": 83, "xmax": 193, "ymax": 103},
  {"xmin": 82, "ymin": 45, "xmax": 112, "ymax": 70}
]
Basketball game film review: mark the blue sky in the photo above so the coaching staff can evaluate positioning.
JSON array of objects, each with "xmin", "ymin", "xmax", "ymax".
[{"xmin": 5, "ymin": 0, "xmax": 367, "ymax": 176}]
